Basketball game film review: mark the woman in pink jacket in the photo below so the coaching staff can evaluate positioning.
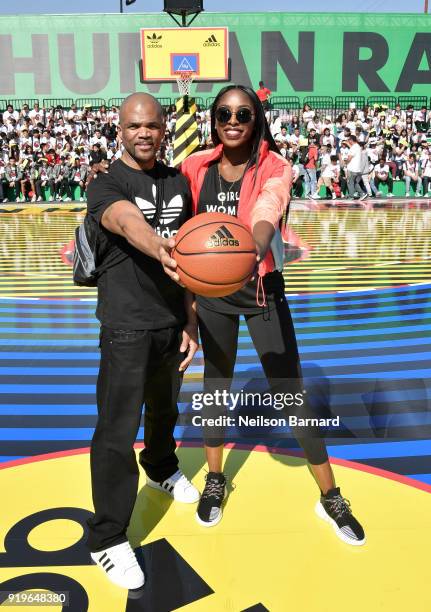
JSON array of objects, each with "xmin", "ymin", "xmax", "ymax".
[{"xmin": 181, "ymin": 85, "xmax": 365, "ymax": 545}]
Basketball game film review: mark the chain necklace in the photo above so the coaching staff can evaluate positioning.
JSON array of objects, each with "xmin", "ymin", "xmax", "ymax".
[{"xmin": 217, "ymin": 162, "xmax": 246, "ymax": 196}]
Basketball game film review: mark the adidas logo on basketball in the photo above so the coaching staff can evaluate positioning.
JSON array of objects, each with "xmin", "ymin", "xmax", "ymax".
[
  {"xmin": 203, "ymin": 35, "xmax": 221, "ymax": 47},
  {"xmin": 206, "ymin": 225, "xmax": 239, "ymax": 248}
]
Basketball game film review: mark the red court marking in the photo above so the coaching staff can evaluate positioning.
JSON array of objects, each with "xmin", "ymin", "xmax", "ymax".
[{"xmin": 1, "ymin": 441, "xmax": 430, "ymax": 495}]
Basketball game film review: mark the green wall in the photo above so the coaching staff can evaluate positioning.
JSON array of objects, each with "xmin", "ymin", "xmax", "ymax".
[{"xmin": 0, "ymin": 12, "xmax": 430, "ymax": 101}]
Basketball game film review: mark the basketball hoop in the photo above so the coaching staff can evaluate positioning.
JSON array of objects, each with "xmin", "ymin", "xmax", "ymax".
[{"xmin": 175, "ymin": 71, "xmax": 195, "ymax": 97}]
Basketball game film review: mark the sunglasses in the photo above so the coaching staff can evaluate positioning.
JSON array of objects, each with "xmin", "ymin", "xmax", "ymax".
[{"xmin": 215, "ymin": 107, "xmax": 254, "ymax": 124}]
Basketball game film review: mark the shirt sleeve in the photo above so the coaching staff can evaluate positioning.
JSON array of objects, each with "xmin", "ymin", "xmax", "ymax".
[
  {"xmin": 250, "ymin": 156, "xmax": 292, "ymax": 230},
  {"xmin": 86, "ymin": 172, "xmax": 128, "ymax": 225}
]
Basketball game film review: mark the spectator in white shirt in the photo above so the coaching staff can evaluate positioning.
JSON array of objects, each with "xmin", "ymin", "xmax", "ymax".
[
  {"xmin": 320, "ymin": 127, "xmax": 335, "ymax": 147},
  {"xmin": 374, "ymin": 158, "xmax": 394, "ymax": 197},
  {"xmin": 403, "ymin": 154, "xmax": 422, "ymax": 197},
  {"xmin": 108, "ymin": 106, "xmax": 120, "ymax": 126},
  {"xmin": 67, "ymin": 104, "xmax": 82, "ymax": 123},
  {"xmin": 90, "ymin": 129, "xmax": 107, "ymax": 149},
  {"xmin": 420, "ymin": 150, "xmax": 431, "ymax": 194},
  {"xmin": 288, "ymin": 127, "xmax": 301, "ymax": 147},
  {"xmin": 346, "ymin": 135, "xmax": 367, "ymax": 199},
  {"xmin": 312, "ymin": 155, "xmax": 339, "ymax": 200},
  {"xmin": 359, "ymin": 142, "xmax": 375, "ymax": 197},
  {"xmin": 3, "ymin": 105, "xmax": 19, "ymax": 124},
  {"xmin": 302, "ymin": 103, "xmax": 315, "ymax": 124}
]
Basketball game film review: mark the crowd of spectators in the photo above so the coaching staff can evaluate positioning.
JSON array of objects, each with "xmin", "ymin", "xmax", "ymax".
[
  {"xmin": 269, "ymin": 102, "xmax": 431, "ymax": 200},
  {"xmin": 0, "ymin": 99, "xmax": 430, "ymax": 203}
]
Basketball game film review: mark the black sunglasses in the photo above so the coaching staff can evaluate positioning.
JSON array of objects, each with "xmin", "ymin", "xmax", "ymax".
[{"xmin": 215, "ymin": 107, "xmax": 254, "ymax": 124}]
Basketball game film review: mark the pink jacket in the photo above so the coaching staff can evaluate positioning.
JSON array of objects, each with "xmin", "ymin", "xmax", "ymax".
[{"xmin": 181, "ymin": 141, "xmax": 292, "ymax": 276}]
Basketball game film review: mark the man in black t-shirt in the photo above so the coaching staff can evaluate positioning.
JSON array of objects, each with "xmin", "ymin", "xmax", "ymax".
[{"xmin": 86, "ymin": 93, "xmax": 199, "ymax": 591}]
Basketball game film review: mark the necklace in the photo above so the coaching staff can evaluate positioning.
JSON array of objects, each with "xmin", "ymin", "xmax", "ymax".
[{"xmin": 217, "ymin": 163, "xmax": 246, "ymax": 196}]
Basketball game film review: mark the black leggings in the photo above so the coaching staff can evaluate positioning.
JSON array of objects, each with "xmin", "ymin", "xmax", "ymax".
[{"xmin": 197, "ymin": 299, "xmax": 329, "ymax": 465}]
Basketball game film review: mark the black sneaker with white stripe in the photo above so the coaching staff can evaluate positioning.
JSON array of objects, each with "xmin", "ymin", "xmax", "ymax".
[
  {"xmin": 90, "ymin": 541, "xmax": 145, "ymax": 589},
  {"xmin": 196, "ymin": 472, "xmax": 227, "ymax": 527},
  {"xmin": 315, "ymin": 487, "xmax": 366, "ymax": 546}
]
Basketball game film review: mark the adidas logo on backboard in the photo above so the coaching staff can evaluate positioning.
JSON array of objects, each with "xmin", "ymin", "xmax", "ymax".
[
  {"xmin": 206, "ymin": 225, "xmax": 240, "ymax": 248},
  {"xmin": 146, "ymin": 33, "xmax": 162, "ymax": 48},
  {"xmin": 203, "ymin": 34, "xmax": 221, "ymax": 47}
]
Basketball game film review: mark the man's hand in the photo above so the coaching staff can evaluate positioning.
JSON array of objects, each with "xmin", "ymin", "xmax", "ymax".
[
  {"xmin": 179, "ymin": 319, "xmax": 199, "ymax": 372},
  {"xmin": 159, "ymin": 237, "xmax": 183, "ymax": 285}
]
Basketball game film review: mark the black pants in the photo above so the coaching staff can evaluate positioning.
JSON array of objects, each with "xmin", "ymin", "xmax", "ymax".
[
  {"xmin": 7, "ymin": 182, "xmax": 20, "ymax": 200},
  {"xmin": 292, "ymin": 177, "xmax": 303, "ymax": 197},
  {"xmin": 197, "ymin": 299, "xmax": 329, "ymax": 465},
  {"xmin": 375, "ymin": 175, "xmax": 393, "ymax": 192},
  {"xmin": 59, "ymin": 178, "xmax": 69, "ymax": 198},
  {"xmin": 86, "ymin": 325, "xmax": 183, "ymax": 552},
  {"xmin": 66, "ymin": 180, "xmax": 85, "ymax": 199}
]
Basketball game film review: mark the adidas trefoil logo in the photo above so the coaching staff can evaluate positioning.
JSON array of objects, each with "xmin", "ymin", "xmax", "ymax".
[
  {"xmin": 203, "ymin": 34, "xmax": 221, "ymax": 47},
  {"xmin": 146, "ymin": 32, "xmax": 163, "ymax": 48},
  {"xmin": 206, "ymin": 225, "xmax": 239, "ymax": 248},
  {"xmin": 135, "ymin": 186, "xmax": 183, "ymax": 226}
]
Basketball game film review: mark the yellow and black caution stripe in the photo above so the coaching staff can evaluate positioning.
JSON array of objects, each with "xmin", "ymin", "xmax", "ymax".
[{"xmin": 172, "ymin": 96, "xmax": 200, "ymax": 167}]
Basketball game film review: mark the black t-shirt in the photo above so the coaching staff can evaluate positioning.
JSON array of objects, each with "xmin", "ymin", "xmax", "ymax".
[
  {"xmin": 196, "ymin": 162, "xmax": 285, "ymax": 314},
  {"xmin": 87, "ymin": 158, "xmax": 191, "ymax": 330}
]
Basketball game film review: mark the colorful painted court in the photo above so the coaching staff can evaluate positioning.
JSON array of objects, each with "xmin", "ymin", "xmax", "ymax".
[{"xmin": 0, "ymin": 200, "xmax": 430, "ymax": 612}]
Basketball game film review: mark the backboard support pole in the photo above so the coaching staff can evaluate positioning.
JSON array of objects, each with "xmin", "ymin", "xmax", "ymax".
[{"xmin": 165, "ymin": 8, "xmax": 203, "ymax": 27}]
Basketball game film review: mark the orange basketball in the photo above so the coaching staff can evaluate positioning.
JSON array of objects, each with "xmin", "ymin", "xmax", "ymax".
[{"xmin": 173, "ymin": 212, "xmax": 257, "ymax": 297}]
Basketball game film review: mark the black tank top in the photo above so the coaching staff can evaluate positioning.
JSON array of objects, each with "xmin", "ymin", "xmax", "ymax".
[{"xmin": 196, "ymin": 162, "xmax": 285, "ymax": 314}]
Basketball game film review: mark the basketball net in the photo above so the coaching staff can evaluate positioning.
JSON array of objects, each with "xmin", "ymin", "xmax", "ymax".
[{"xmin": 175, "ymin": 71, "xmax": 195, "ymax": 97}]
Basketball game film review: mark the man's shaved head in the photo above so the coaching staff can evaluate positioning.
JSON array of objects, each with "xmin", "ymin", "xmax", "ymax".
[
  {"xmin": 118, "ymin": 93, "xmax": 166, "ymax": 170},
  {"xmin": 119, "ymin": 93, "xmax": 164, "ymax": 126}
]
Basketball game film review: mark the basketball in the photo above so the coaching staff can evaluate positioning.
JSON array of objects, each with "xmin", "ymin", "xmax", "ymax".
[{"xmin": 172, "ymin": 212, "xmax": 257, "ymax": 297}]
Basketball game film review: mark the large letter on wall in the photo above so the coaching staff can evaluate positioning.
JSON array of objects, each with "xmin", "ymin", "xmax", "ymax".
[
  {"xmin": 118, "ymin": 33, "xmax": 161, "ymax": 94},
  {"xmin": 396, "ymin": 33, "xmax": 431, "ymax": 91},
  {"xmin": 343, "ymin": 32, "xmax": 389, "ymax": 92},
  {"xmin": 0, "ymin": 34, "xmax": 51, "ymax": 95},
  {"xmin": 58, "ymin": 33, "xmax": 110, "ymax": 94},
  {"xmin": 261, "ymin": 32, "xmax": 314, "ymax": 91}
]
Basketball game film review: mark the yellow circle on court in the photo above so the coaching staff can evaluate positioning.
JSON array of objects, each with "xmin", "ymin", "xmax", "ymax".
[
  {"xmin": 27, "ymin": 520, "xmax": 84, "ymax": 553},
  {"xmin": 0, "ymin": 447, "xmax": 430, "ymax": 612}
]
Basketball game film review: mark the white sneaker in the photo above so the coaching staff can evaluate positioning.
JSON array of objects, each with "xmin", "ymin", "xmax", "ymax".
[
  {"xmin": 90, "ymin": 541, "xmax": 144, "ymax": 590},
  {"xmin": 376, "ymin": 191, "xmax": 382, "ymax": 197},
  {"xmin": 415, "ymin": 192, "xmax": 422, "ymax": 197},
  {"xmin": 64, "ymin": 197, "xmax": 72, "ymax": 202},
  {"xmin": 387, "ymin": 192, "xmax": 393, "ymax": 197},
  {"xmin": 79, "ymin": 197, "xmax": 84, "ymax": 202},
  {"xmin": 37, "ymin": 196, "xmax": 43, "ymax": 202},
  {"xmin": 146, "ymin": 469, "xmax": 200, "ymax": 503},
  {"xmin": 332, "ymin": 192, "xmax": 337, "ymax": 200},
  {"xmin": 311, "ymin": 192, "xmax": 321, "ymax": 199},
  {"xmin": 31, "ymin": 195, "xmax": 36, "ymax": 202}
]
